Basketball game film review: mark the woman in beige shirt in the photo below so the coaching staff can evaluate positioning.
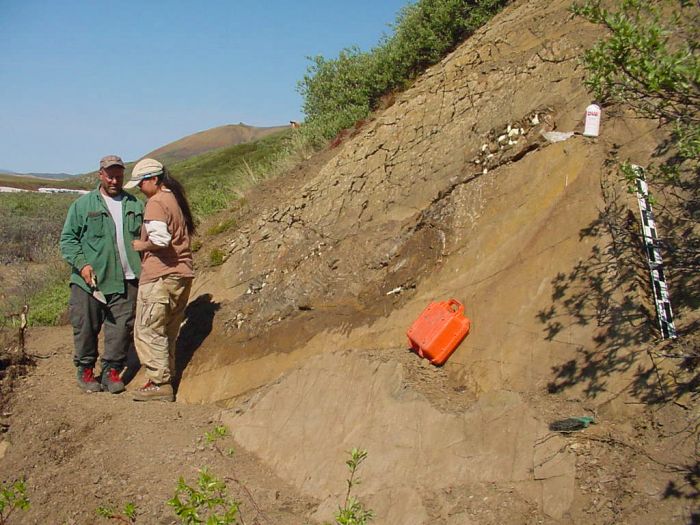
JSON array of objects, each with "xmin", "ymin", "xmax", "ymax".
[{"xmin": 125, "ymin": 158, "xmax": 196, "ymax": 402}]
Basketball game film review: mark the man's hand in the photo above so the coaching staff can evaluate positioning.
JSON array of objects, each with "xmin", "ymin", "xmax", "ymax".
[{"xmin": 80, "ymin": 264, "xmax": 96, "ymax": 287}]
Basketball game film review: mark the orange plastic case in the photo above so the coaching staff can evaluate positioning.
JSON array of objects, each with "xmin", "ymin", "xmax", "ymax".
[{"xmin": 406, "ymin": 299, "xmax": 471, "ymax": 365}]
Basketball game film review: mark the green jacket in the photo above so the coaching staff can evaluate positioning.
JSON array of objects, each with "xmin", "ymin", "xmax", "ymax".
[{"xmin": 60, "ymin": 186, "xmax": 144, "ymax": 295}]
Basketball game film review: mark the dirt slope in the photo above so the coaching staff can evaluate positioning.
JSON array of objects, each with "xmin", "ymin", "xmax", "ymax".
[
  {"xmin": 176, "ymin": 0, "xmax": 697, "ymax": 522},
  {"xmin": 0, "ymin": 327, "xmax": 318, "ymax": 524},
  {"xmin": 1, "ymin": 0, "xmax": 697, "ymax": 524}
]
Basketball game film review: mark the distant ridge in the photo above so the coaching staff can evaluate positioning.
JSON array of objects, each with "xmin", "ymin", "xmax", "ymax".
[
  {"xmin": 0, "ymin": 169, "xmax": 74, "ymax": 180},
  {"xmin": 27, "ymin": 172, "xmax": 75, "ymax": 179},
  {"xmin": 143, "ymin": 122, "xmax": 288, "ymax": 165}
]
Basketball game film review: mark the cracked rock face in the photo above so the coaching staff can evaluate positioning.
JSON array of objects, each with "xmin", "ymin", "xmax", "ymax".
[{"xmin": 181, "ymin": 0, "xmax": 604, "ymax": 402}]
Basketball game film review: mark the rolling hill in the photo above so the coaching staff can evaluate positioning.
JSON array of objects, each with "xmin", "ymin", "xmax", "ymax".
[
  {"xmin": 0, "ymin": 122, "xmax": 288, "ymax": 189},
  {"xmin": 143, "ymin": 122, "xmax": 288, "ymax": 165}
]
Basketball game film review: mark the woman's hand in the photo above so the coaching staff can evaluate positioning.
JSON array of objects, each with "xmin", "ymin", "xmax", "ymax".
[{"xmin": 132, "ymin": 239, "xmax": 148, "ymax": 252}]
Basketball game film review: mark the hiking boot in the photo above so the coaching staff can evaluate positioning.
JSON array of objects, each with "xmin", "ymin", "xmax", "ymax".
[
  {"xmin": 132, "ymin": 381, "xmax": 174, "ymax": 402},
  {"xmin": 101, "ymin": 367, "xmax": 125, "ymax": 394},
  {"xmin": 77, "ymin": 367, "xmax": 102, "ymax": 393}
]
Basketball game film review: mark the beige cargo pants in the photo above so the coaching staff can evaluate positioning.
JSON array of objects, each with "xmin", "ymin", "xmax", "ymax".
[{"xmin": 134, "ymin": 275, "xmax": 192, "ymax": 385}]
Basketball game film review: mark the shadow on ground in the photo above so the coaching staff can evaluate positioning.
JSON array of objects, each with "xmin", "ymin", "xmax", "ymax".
[
  {"xmin": 538, "ymin": 170, "xmax": 699, "ymax": 404},
  {"xmin": 663, "ymin": 459, "xmax": 700, "ymax": 525},
  {"xmin": 174, "ymin": 293, "xmax": 220, "ymax": 390}
]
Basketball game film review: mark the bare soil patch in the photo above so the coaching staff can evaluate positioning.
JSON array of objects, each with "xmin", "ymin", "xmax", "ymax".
[{"xmin": 0, "ymin": 326, "xmax": 318, "ymax": 525}]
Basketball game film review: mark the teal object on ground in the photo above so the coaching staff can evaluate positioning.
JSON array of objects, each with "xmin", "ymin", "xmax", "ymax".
[{"xmin": 549, "ymin": 416, "xmax": 596, "ymax": 432}]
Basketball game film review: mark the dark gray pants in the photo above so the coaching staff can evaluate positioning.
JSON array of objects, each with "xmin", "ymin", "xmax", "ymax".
[{"xmin": 69, "ymin": 281, "xmax": 138, "ymax": 370}]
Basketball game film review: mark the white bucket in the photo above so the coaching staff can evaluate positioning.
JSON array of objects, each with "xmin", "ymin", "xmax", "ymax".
[{"xmin": 583, "ymin": 103, "xmax": 601, "ymax": 137}]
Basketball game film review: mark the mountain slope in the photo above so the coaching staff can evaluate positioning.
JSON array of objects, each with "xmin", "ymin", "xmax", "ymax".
[{"xmin": 143, "ymin": 123, "xmax": 288, "ymax": 165}]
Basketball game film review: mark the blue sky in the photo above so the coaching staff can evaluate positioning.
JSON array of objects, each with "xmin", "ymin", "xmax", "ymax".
[{"xmin": 0, "ymin": 0, "xmax": 410, "ymax": 174}]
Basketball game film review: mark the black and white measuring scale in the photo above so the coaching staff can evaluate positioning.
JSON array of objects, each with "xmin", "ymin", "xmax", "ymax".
[{"xmin": 633, "ymin": 165, "xmax": 677, "ymax": 339}]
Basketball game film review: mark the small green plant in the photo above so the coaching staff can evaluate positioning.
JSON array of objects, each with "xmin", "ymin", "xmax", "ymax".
[
  {"xmin": 0, "ymin": 479, "xmax": 30, "ymax": 525},
  {"xmin": 202, "ymin": 425, "xmax": 235, "ymax": 457},
  {"xmin": 168, "ymin": 468, "xmax": 240, "ymax": 525},
  {"xmin": 209, "ymin": 248, "xmax": 226, "ymax": 266},
  {"xmin": 96, "ymin": 502, "xmax": 137, "ymax": 523},
  {"xmin": 330, "ymin": 448, "xmax": 373, "ymax": 525},
  {"xmin": 206, "ymin": 219, "xmax": 236, "ymax": 236},
  {"xmin": 205, "ymin": 425, "xmax": 229, "ymax": 443}
]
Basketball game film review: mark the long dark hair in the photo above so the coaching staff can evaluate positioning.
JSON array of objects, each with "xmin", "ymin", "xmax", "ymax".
[{"xmin": 156, "ymin": 168, "xmax": 196, "ymax": 236}]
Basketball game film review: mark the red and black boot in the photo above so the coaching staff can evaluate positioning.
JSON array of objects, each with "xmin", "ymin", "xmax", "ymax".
[
  {"xmin": 77, "ymin": 367, "xmax": 102, "ymax": 393},
  {"xmin": 101, "ymin": 367, "xmax": 125, "ymax": 394}
]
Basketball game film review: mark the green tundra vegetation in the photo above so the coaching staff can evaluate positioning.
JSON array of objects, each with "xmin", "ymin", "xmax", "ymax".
[
  {"xmin": 167, "ymin": 128, "xmax": 300, "ymax": 222},
  {"xmin": 297, "ymin": 0, "xmax": 510, "ymax": 143},
  {"xmin": 0, "ymin": 130, "xmax": 298, "ymax": 326},
  {"xmin": 0, "ymin": 193, "xmax": 76, "ymax": 326}
]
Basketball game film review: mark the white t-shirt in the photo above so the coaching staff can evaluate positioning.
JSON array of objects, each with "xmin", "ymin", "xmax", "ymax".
[{"xmin": 101, "ymin": 192, "xmax": 136, "ymax": 280}]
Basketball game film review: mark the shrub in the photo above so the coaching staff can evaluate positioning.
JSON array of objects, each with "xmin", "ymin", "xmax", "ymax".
[
  {"xmin": 0, "ymin": 193, "xmax": 75, "ymax": 326},
  {"xmin": 0, "ymin": 193, "xmax": 74, "ymax": 264},
  {"xmin": 189, "ymin": 182, "xmax": 234, "ymax": 222},
  {"xmin": 329, "ymin": 448, "xmax": 373, "ymax": 525},
  {"xmin": 298, "ymin": 0, "xmax": 510, "ymax": 142},
  {"xmin": 96, "ymin": 502, "xmax": 137, "ymax": 523},
  {"xmin": 572, "ymin": 0, "xmax": 699, "ymax": 185}
]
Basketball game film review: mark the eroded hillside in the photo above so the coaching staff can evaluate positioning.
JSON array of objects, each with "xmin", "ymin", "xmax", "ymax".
[
  {"xmin": 2, "ymin": 0, "xmax": 695, "ymax": 524},
  {"xmin": 174, "ymin": 0, "xmax": 697, "ymax": 523}
]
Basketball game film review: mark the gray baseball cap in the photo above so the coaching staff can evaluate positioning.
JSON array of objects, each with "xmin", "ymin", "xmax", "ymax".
[{"xmin": 99, "ymin": 155, "xmax": 125, "ymax": 169}]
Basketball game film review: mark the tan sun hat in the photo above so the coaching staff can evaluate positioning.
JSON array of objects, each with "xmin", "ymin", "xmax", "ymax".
[{"xmin": 124, "ymin": 158, "xmax": 164, "ymax": 189}]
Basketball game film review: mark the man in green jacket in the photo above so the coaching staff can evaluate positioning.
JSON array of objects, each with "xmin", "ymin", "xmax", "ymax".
[{"xmin": 60, "ymin": 155, "xmax": 144, "ymax": 394}]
